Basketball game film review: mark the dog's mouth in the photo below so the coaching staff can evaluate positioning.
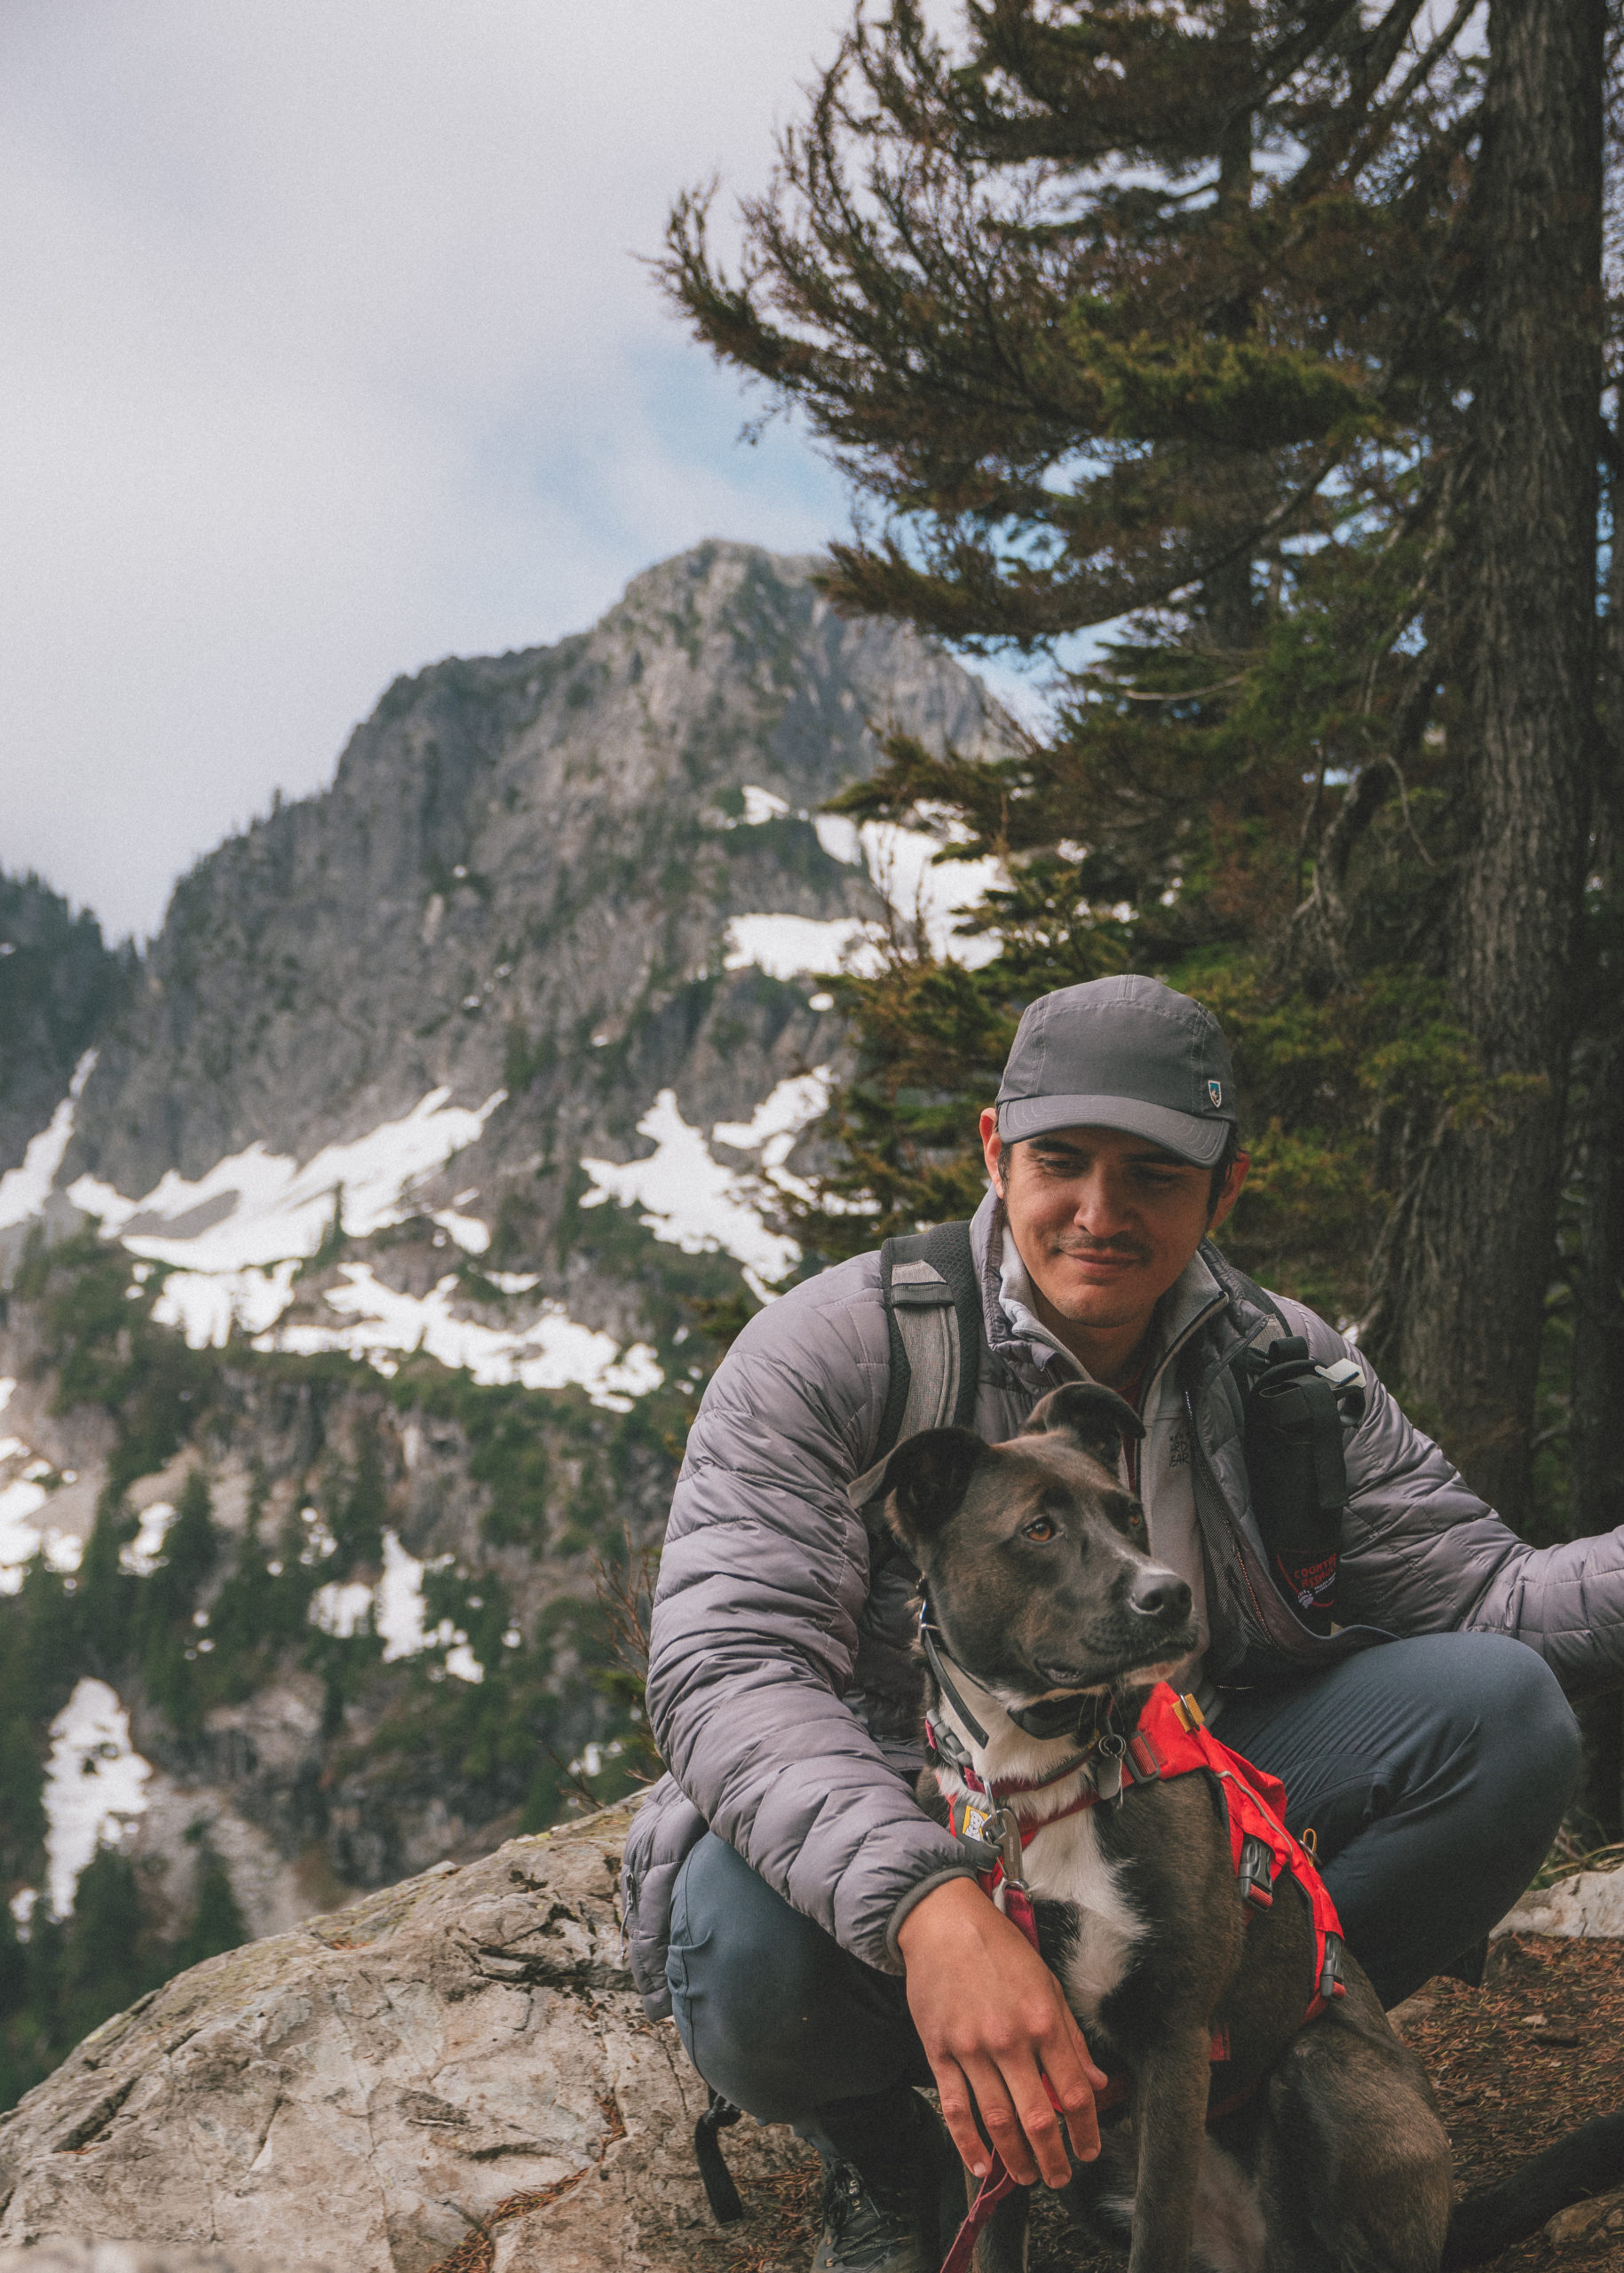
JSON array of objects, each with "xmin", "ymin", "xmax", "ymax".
[{"xmin": 1030, "ymin": 1632, "xmax": 1196, "ymax": 1695}]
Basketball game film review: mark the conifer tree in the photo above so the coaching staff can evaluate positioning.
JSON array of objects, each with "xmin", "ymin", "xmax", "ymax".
[
  {"xmin": 58, "ymin": 1848, "xmax": 147, "ymax": 2054},
  {"xmin": 666, "ymin": 0, "xmax": 1617, "ymax": 1527},
  {"xmin": 135, "ymin": 1467, "xmax": 218, "ymax": 1738},
  {"xmin": 173, "ymin": 1841, "xmax": 248, "ymax": 1973}
]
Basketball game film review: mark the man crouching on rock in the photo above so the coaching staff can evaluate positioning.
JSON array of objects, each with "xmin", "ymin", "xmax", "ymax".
[{"xmin": 621, "ymin": 974, "xmax": 1594, "ymax": 2273}]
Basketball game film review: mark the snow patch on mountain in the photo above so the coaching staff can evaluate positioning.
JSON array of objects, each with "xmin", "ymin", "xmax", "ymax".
[
  {"xmin": 304, "ymin": 1529, "xmax": 485, "ymax": 1683},
  {"xmin": 723, "ymin": 913, "xmax": 881, "ymax": 980},
  {"xmin": 257, "ymin": 1263, "xmax": 663, "ymax": 1412},
  {"xmin": 69, "ymin": 1087, "xmax": 507, "ymax": 1275},
  {"xmin": 812, "ymin": 814, "xmax": 1004, "ymax": 968},
  {"xmin": 0, "ymin": 1420, "xmax": 84, "ymax": 1592},
  {"xmin": 580, "ymin": 1069, "xmax": 832, "ymax": 1299},
  {"xmin": 43, "ymin": 1679, "xmax": 151, "ymax": 1919},
  {"xmin": 55, "ymin": 1088, "xmax": 661, "ymax": 1406}
]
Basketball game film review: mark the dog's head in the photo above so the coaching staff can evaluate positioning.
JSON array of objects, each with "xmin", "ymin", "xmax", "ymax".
[{"xmin": 880, "ymin": 1382, "xmax": 1197, "ymax": 1707}]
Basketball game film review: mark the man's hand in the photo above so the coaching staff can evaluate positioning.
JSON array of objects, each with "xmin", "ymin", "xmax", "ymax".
[{"xmin": 897, "ymin": 1876, "xmax": 1107, "ymax": 2188}]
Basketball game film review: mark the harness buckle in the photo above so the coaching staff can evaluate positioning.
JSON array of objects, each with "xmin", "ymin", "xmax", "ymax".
[
  {"xmin": 991, "ymin": 1807, "xmax": 1026, "ymax": 1891},
  {"xmin": 1237, "ymin": 1833, "xmax": 1275, "ymax": 1910},
  {"xmin": 1319, "ymin": 1932, "xmax": 1346, "ymax": 2002}
]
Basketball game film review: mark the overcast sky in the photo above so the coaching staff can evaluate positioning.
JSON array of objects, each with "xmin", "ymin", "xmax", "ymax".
[{"xmin": 0, "ymin": 1, "xmax": 908, "ymax": 940}]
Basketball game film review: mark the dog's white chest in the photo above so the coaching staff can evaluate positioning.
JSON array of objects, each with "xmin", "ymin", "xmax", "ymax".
[{"xmin": 1019, "ymin": 1803, "xmax": 1144, "ymax": 2024}]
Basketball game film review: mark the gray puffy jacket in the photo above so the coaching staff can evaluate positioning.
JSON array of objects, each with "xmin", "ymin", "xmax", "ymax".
[{"xmin": 622, "ymin": 1190, "xmax": 1624, "ymax": 2018}]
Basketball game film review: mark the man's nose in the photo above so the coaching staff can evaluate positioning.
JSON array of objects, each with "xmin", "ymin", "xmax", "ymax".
[{"xmin": 1072, "ymin": 1164, "xmax": 1134, "ymax": 1232}]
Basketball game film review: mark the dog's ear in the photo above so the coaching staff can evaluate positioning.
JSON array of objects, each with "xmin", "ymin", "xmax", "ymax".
[
  {"xmin": 1020, "ymin": 1382, "xmax": 1144, "ymax": 1471},
  {"xmin": 880, "ymin": 1427, "xmax": 985, "ymax": 1547}
]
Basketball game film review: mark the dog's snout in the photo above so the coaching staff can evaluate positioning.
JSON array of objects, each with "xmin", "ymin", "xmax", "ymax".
[{"xmin": 1129, "ymin": 1565, "xmax": 1192, "ymax": 1624}]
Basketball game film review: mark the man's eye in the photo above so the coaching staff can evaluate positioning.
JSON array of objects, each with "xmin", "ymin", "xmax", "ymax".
[{"xmin": 1023, "ymin": 1517, "xmax": 1058, "ymax": 1543}]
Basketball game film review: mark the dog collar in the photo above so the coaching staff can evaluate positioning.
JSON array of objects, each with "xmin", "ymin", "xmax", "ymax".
[{"xmin": 926, "ymin": 1717, "xmax": 1100, "ymax": 1800}]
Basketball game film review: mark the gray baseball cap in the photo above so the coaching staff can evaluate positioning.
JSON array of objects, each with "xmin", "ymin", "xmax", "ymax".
[{"xmin": 994, "ymin": 975, "xmax": 1238, "ymax": 1168}]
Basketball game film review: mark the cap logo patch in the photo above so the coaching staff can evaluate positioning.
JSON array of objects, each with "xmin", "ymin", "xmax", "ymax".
[{"xmin": 1208, "ymin": 1080, "xmax": 1224, "ymax": 1107}]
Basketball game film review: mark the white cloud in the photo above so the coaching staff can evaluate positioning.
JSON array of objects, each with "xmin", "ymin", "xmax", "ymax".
[{"xmin": 0, "ymin": 0, "xmax": 860, "ymax": 939}]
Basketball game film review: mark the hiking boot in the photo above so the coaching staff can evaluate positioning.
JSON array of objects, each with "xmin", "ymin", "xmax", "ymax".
[
  {"xmin": 804, "ymin": 2083, "xmax": 960, "ymax": 2273},
  {"xmin": 811, "ymin": 2155, "xmax": 931, "ymax": 2273}
]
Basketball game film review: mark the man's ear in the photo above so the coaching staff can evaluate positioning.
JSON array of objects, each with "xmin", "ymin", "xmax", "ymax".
[
  {"xmin": 880, "ymin": 1427, "xmax": 985, "ymax": 1548},
  {"xmin": 1020, "ymin": 1382, "xmax": 1144, "ymax": 1471}
]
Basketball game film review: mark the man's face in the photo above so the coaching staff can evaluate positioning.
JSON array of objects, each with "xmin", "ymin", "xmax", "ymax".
[{"xmin": 980, "ymin": 1114, "xmax": 1248, "ymax": 1339}]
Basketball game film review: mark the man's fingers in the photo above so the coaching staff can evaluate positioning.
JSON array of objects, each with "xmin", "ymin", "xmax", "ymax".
[
  {"xmin": 1001, "ymin": 2050, "xmax": 1073, "ymax": 2190},
  {"xmin": 961, "ymin": 2054, "xmax": 1042, "ymax": 2187},
  {"xmin": 930, "ymin": 2055, "xmax": 992, "ymax": 2181},
  {"xmin": 1038, "ymin": 2007, "xmax": 1105, "ymax": 2165}
]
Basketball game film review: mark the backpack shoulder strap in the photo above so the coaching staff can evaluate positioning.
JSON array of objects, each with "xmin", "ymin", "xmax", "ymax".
[
  {"xmin": 849, "ymin": 1220, "xmax": 982, "ymax": 1510},
  {"xmin": 1200, "ymin": 1242, "xmax": 1291, "ymax": 1401}
]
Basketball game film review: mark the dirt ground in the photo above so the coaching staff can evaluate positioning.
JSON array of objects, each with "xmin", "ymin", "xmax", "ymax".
[{"xmin": 716, "ymin": 1934, "xmax": 1624, "ymax": 2272}]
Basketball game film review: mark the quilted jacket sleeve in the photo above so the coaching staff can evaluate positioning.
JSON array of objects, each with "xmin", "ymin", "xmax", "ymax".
[
  {"xmin": 1280, "ymin": 1300, "xmax": 1624, "ymax": 1696},
  {"xmin": 645, "ymin": 1254, "xmax": 976, "ymax": 1974}
]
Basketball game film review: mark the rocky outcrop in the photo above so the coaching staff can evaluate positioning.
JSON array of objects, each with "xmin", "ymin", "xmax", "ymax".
[{"xmin": 0, "ymin": 1807, "xmax": 813, "ymax": 2273}]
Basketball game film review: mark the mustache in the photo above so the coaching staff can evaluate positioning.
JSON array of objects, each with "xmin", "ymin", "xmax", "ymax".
[{"xmin": 1049, "ymin": 1234, "xmax": 1153, "ymax": 1263}]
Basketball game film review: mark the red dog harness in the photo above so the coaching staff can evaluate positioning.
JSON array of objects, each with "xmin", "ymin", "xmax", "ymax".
[{"xmin": 936, "ymin": 1683, "xmax": 1346, "ymax": 2273}]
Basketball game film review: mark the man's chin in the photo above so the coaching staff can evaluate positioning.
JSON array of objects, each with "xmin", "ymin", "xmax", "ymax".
[{"xmin": 1037, "ymin": 1276, "xmax": 1154, "ymax": 1327}]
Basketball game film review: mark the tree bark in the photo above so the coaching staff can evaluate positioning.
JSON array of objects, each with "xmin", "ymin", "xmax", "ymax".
[
  {"xmin": 1571, "ymin": 1020, "xmax": 1624, "ymax": 1540},
  {"xmin": 1568, "ymin": 465, "xmax": 1624, "ymax": 1835},
  {"xmin": 1368, "ymin": 0, "xmax": 1604, "ymax": 1524}
]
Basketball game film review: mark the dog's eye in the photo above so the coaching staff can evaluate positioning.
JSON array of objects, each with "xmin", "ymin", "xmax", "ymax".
[{"xmin": 1023, "ymin": 1516, "xmax": 1058, "ymax": 1543}]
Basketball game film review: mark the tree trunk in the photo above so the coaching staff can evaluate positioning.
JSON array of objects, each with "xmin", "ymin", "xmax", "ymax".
[
  {"xmin": 1368, "ymin": 0, "xmax": 1604, "ymax": 1524},
  {"xmin": 1571, "ymin": 1018, "xmax": 1624, "ymax": 1540},
  {"xmin": 1568, "ymin": 465, "xmax": 1624, "ymax": 1835}
]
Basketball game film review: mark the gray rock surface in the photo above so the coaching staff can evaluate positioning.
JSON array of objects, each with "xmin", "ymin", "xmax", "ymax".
[
  {"xmin": 0, "ymin": 2247, "xmax": 315, "ymax": 2272},
  {"xmin": 0, "ymin": 1809, "xmax": 812, "ymax": 2273},
  {"xmin": 1495, "ymin": 1856, "xmax": 1624, "ymax": 1938}
]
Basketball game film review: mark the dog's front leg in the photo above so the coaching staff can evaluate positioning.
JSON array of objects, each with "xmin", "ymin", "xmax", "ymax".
[{"xmin": 1125, "ymin": 2026, "xmax": 1212, "ymax": 2273}]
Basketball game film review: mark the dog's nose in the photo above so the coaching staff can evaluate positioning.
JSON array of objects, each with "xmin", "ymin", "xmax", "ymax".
[{"xmin": 1129, "ymin": 1567, "xmax": 1192, "ymax": 1624}]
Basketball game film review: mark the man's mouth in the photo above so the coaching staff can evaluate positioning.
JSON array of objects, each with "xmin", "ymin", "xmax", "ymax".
[{"xmin": 1051, "ymin": 1242, "xmax": 1151, "ymax": 1275}]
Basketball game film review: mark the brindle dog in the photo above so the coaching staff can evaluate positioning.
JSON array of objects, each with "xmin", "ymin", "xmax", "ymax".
[{"xmin": 880, "ymin": 1382, "xmax": 1620, "ymax": 2273}]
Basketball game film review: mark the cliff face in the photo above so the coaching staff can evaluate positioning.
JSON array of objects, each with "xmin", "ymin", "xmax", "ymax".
[
  {"xmin": 0, "ymin": 543, "xmax": 1004, "ymax": 2087},
  {"xmin": 67, "ymin": 539, "xmax": 993, "ymax": 1193}
]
